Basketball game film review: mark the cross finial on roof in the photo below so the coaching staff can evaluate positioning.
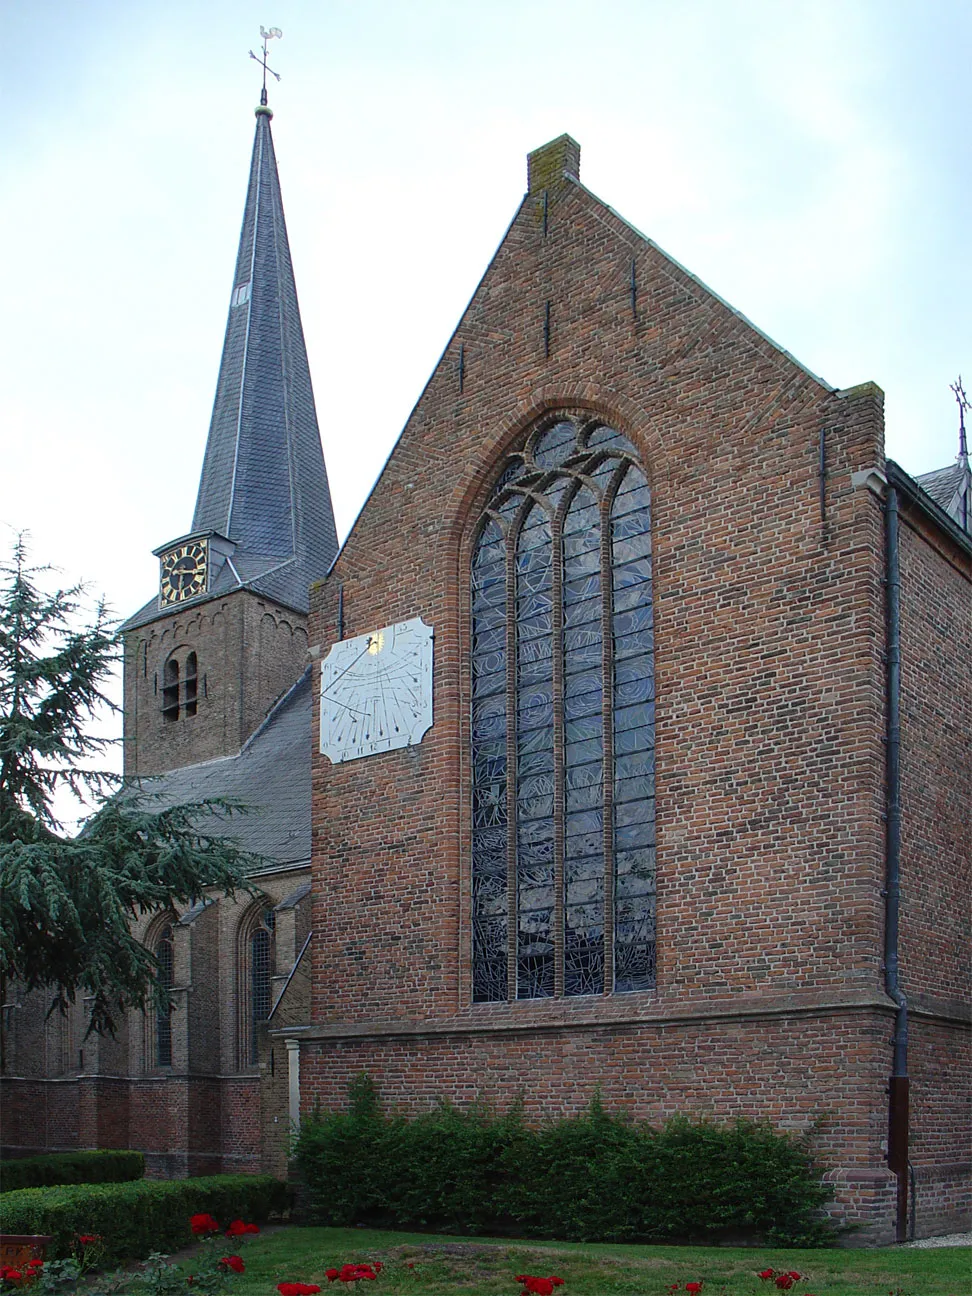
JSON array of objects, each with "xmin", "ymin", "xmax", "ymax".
[
  {"xmin": 951, "ymin": 376, "xmax": 969, "ymax": 465},
  {"xmin": 249, "ymin": 25, "xmax": 282, "ymax": 108}
]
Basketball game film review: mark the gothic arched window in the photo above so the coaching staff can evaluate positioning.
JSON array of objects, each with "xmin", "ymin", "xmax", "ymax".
[
  {"xmin": 237, "ymin": 904, "xmax": 276, "ymax": 1068},
  {"xmin": 155, "ymin": 924, "xmax": 174, "ymax": 1066},
  {"xmin": 471, "ymin": 417, "xmax": 656, "ymax": 1002}
]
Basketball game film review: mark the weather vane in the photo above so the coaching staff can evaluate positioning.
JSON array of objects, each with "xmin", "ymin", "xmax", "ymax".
[
  {"xmin": 951, "ymin": 376, "xmax": 969, "ymax": 461},
  {"xmin": 250, "ymin": 25, "xmax": 282, "ymax": 107}
]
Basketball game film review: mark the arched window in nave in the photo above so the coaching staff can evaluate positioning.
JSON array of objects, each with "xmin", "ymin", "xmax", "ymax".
[
  {"xmin": 155, "ymin": 924, "xmax": 174, "ymax": 1065},
  {"xmin": 471, "ymin": 417, "xmax": 656, "ymax": 1002},
  {"xmin": 237, "ymin": 903, "xmax": 276, "ymax": 1068}
]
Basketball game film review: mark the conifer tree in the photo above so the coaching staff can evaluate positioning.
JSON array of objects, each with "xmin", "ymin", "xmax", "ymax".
[{"xmin": 0, "ymin": 535, "xmax": 255, "ymax": 1036}]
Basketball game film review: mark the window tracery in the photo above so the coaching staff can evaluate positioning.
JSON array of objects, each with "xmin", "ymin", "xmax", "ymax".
[{"xmin": 471, "ymin": 417, "xmax": 656, "ymax": 1001}]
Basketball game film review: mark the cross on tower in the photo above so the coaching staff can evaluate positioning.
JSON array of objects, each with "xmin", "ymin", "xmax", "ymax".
[
  {"xmin": 249, "ymin": 25, "xmax": 282, "ymax": 106},
  {"xmin": 951, "ymin": 376, "xmax": 969, "ymax": 462}
]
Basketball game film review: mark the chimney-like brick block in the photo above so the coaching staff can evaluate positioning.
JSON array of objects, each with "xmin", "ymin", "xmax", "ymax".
[{"xmin": 527, "ymin": 133, "xmax": 581, "ymax": 193}]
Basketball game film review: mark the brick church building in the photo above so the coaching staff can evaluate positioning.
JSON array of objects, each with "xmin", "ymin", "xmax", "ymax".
[{"xmin": 2, "ymin": 103, "xmax": 969, "ymax": 1245}]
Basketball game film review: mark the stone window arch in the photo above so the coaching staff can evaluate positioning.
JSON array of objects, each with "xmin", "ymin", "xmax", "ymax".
[
  {"xmin": 161, "ymin": 647, "xmax": 200, "ymax": 722},
  {"xmin": 470, "ymin": 416, "xmax": 655, "ymax": 1002},
  {"xmin": 236, "ymin": 902, "xmax": 276, "ymax": 1068}
]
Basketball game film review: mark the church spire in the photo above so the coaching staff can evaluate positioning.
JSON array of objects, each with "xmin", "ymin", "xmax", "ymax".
[{"xmin": 189, "ymin": 101, "xmax": 338, "ymax": 611}]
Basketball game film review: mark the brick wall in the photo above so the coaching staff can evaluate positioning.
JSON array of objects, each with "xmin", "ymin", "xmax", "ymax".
[
  {"xmin": 123, "ymin": 592, "xmax": 308, "ymax": 777},
  {"xmin": 1, "ymin": 865, "xmax": 311, "ymax": 1177},
  {"xmin": 304, "ymin": 138, "xmax": 968, "ymax": 1240},
  {"xmin": 895, "ymin": 498, "xmax": 972, "ymax": 1236}
]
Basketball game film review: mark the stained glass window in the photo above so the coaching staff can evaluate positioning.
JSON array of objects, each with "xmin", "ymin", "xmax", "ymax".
[{"xmin": 471, "ymin": 417, "xmax": 655, "ymax": 1001}]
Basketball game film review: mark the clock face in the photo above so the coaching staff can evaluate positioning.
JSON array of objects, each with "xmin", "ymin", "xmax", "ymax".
[
  {"xmin": 319, "ymin": 617, "xmax": 433, "ymax": 763},
  {"xmin": 159, "ymin": 540, "xmax": 208, "ymax": 606}
]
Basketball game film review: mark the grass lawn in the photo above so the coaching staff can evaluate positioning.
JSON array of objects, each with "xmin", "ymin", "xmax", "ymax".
[{"xmin": 169, "ymin": 1227, "xmax": 971, "ymax": 1296}]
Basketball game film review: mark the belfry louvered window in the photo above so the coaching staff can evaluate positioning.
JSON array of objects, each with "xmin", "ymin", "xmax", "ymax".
[{"xmin": 471, "ymin": 418, "xmax": 656, "ymax": 1001}]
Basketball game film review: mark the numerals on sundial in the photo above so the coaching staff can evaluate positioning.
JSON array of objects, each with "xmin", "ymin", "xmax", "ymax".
[
  {"xmin": 159, "ymin": 540, "xmax": 209, "ymax": 605},
  {"xmin": 319, "ymin": 617, "xmax": 433, "ymax": 763}
]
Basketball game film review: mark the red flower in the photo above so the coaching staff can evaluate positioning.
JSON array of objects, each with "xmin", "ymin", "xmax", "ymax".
[
  {"xmin": 774, "ymin": 1279, "xmax": 794, "ymax": 1292},
  {"xmin": 406, "ymin": 1263, "xmax": 415, "ymax": 1270},
  {"xmin": 326, "ymin": 1273, "xmax": 340, "ymax": 1283},
  {"xmin": 787, "ymin": 1275, "xmax": 802, "ymax": 1282},
  {"xmin": 686, "ymin": 1285, "xmax": 704, "ymax": 1295},
  {"xmin": 514, "ymin": 1278, "xmax": 562, "ymax": 1296},
  {"xmin": 190, "ymin": 1214, "xmax": 220, "ymax": 1236},
  {"xmin": 77, "ymin": 1236, "xmax": 101, "ymax": 1247},
  {"xmin": 334, "ymin": 1266, "xmax": 377, "ymax": 1284},
  {"xmin": 218, "ymin": 1257, "xmax": 245, "ymax": 1275},
  {"xmin": 757, "ymin": 1273, "xmax": 775, "ymax": 1283},
  {"xmin": 225, "ymin": 1220, "xmax": 260, "ymax": 1238},
  {"xmin": 277, "ymin": 1286, "xmax": 321, "ymax": 1296},
  {"xmin": 2, "ymin": 1271, "xmax": 23, "ymax": 1284}
]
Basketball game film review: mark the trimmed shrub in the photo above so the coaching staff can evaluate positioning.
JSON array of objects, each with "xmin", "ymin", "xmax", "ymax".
[
  {"xmin": 0, "ymin": 1150, "xmax": 145, "ymax": 1194},
  {"xmin": 0, "ymin": 1173, "xmax": 290, "ymax": 1263},
  {"xmin": 295, "ymin": 1075, "xmax": 836, "ymax": 1247}
]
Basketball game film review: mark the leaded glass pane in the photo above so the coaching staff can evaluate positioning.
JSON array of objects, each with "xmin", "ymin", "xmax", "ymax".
[
  {"xmin": 587, "ymin": 425, "xmax": 638, "ymax": 455},
  {"xmin": 490, "ymin": 458, "xmax": 524, "ymax": 497},
  {"xmin": 562, "ymin": 485, "xmax": 604, "ymax": 995},
  {"xmin": 516, "ymin": 503, "xmax": 554, "ymax": 998},
  {"xmin": 532, "ymin": 421, "xmax": 578, "ymax": 467},
  {"xmin": 472, "ymin": 520, "xmax": 509, "ymax": 1001},
  {"xmin": 611, "ymin": 465, "xmax": 655, "ymax": 992}
]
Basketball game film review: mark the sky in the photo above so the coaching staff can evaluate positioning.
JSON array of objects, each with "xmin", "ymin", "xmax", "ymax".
[{"xmin": 2, "ymin": 0, "xmax": 969, "ymax": 813}]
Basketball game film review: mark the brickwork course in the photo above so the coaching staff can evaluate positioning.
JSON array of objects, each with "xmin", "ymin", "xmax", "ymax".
[{"xmin": 1, "ymin": 121, "xmax": 969, "ymax": 1246}]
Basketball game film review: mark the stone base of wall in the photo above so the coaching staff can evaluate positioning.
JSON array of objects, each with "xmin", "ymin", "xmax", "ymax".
[
  {"xmin": 294, "ymin": 1009, "xmax": 969, "ymax": 1246},
  {"xmin": 0, "ymin": 1074, "xmax": 266, "ymax": 1178},
  {"xmin": 913, "ymin": 1161, "xmax": 972, "ymax": 1238}
]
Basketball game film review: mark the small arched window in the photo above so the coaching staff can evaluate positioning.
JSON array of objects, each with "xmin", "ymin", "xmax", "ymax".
[
  {"xmin": 237, "ymin": 905, "xmax": 276, "ymax": 1068},
  {"xmin": 162, "ymin": 658, "xmax": 180, "ymax": 723},
  {"xmin": 471, "ymin": 417, "xmax": 656, "ymax": 1002},
  {"xmin": 155, "ymin": 924, "xmax": 174, "ymax": 1066},
  {"xmin": 160, "ymin": 648, "xmax": 200, "ymax": 722}
]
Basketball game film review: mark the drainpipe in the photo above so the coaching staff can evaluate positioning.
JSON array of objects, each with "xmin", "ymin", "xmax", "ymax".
[{"xmin": 884, "ymin": 484, "xmax": 910, "ymax": 1242}]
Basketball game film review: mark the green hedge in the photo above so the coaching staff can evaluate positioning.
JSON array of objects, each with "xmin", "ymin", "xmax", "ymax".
[
  {"xmin": 0, "ymin": 1174, "xmax": 290, "ymax": 1263},
  {"xmin": 294, "ymin": 1075, "xmax": 836, "ymax": 1247},
  {"xmin": 0, "ymin": 1150, "xmax": 145, "ymax": 1194}
]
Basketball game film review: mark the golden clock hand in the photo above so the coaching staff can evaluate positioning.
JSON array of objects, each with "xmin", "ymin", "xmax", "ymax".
[{"xmin": 320, "ymin": 638, "xmax": 376, "ymax": 697}]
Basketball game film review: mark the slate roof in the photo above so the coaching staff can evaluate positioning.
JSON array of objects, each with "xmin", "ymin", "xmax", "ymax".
[
  {"xmin": 915, "ymin": 461, "xmax": 971, "ymax": 531},
  {"xmin": 125, "ymin": 667, "xmax": 313, "ymax": 871},
  {"xmin": 124, "ymin": 108, "xmax": 337, "ymax": 632}
]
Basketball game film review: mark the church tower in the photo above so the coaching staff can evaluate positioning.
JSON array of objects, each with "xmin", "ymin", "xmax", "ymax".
[{"xmin": 122, "ymin": 102, "xmax": 337, "ymax": 778}]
